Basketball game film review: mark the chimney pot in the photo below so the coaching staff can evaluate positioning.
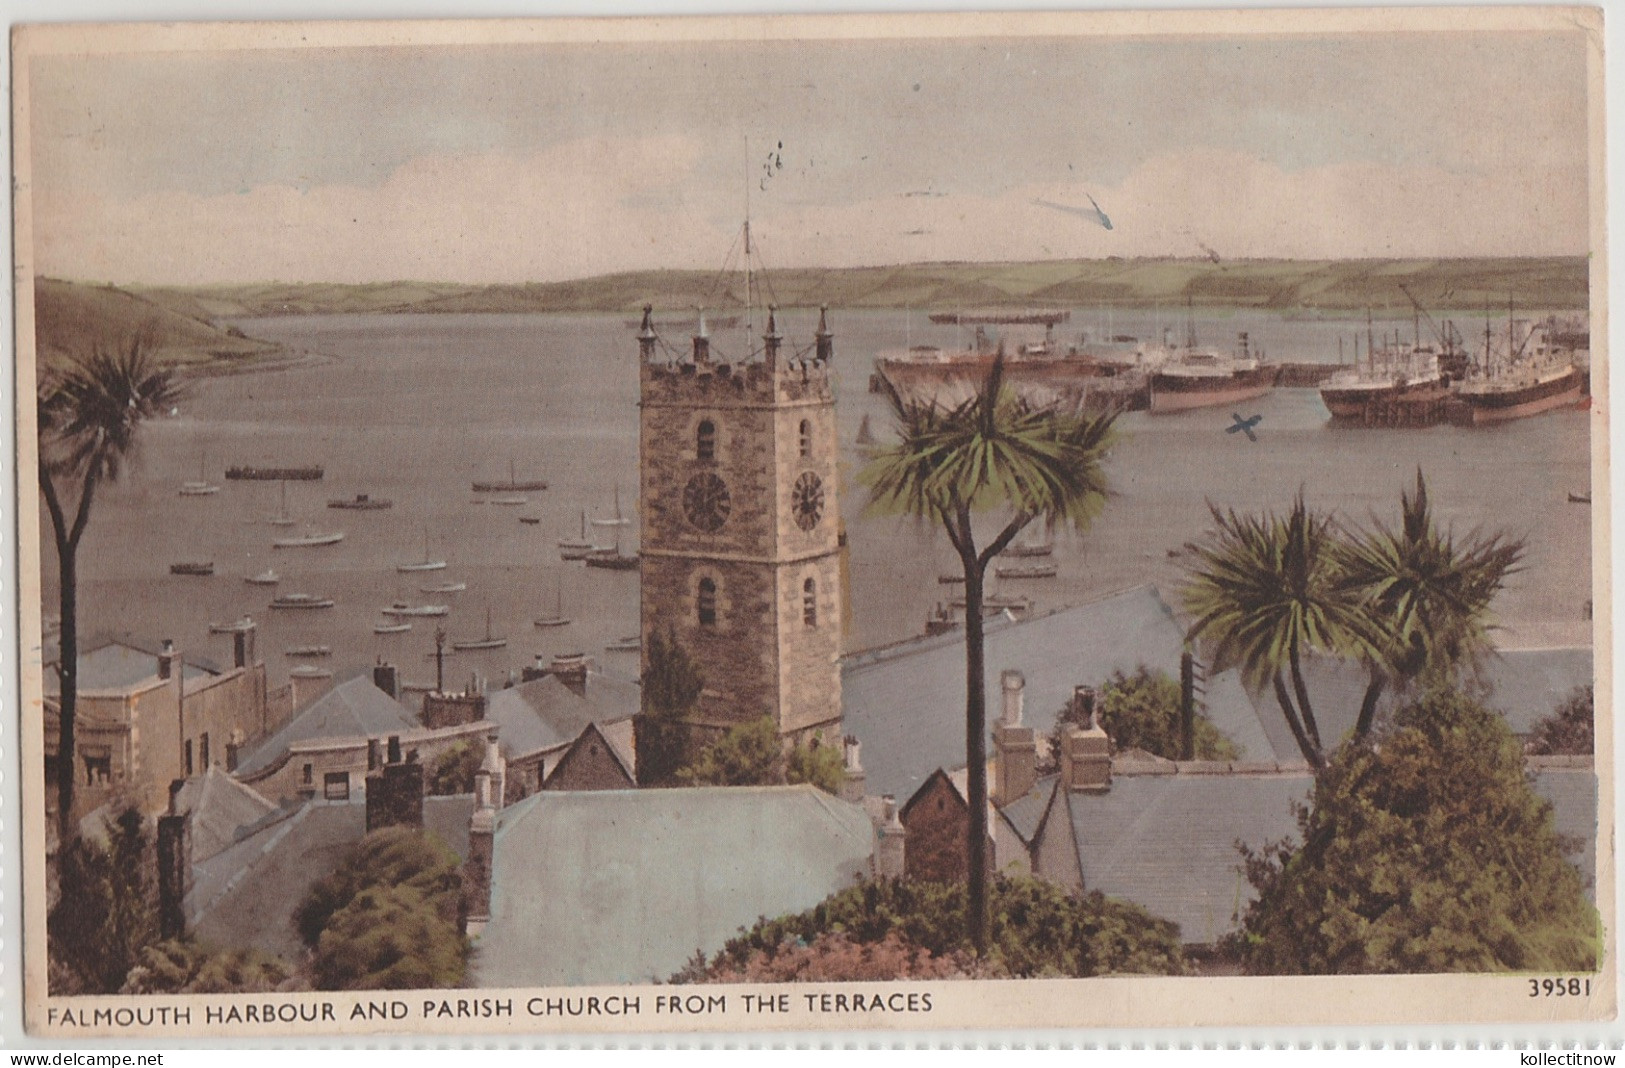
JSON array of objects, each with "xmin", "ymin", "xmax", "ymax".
[
  {"xmin": 387, "ymin": 735, "xmax": 402, "ymax": 764},
  {"xmin": 1000, "ymin": 670, "xmax": 1026, "ymax": 726}
]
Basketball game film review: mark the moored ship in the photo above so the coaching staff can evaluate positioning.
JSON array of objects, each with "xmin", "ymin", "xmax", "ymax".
[
  {"xmin": 1319, "ymin": 343, "xmax": 1449, "ymax": 426},
  {"xmin": 1450, "ymin": 311, "xmax": 1587, "ymax": 426},
  {"xmin": 227, "ymin": 465, "xmax": 324, "ymax": 481},
  {"xmin": 1147, "ymin": 333, "xmax": 1275, "ymax": 414}
]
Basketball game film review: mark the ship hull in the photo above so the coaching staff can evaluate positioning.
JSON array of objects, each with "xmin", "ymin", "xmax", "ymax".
[
  {"xmin": 1148, "ymin": 366, "xmax": 1275, "ymax": 413},
  {"xmin": 1319, "ymin": 381, "xmax": 1451, "ymax": 426},
  {"xmin": 1453, "ymin": 367, "xmax": 1585, "ymax": 425}
]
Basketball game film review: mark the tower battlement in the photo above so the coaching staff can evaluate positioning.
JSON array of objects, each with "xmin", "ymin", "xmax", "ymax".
[{"xmin": 637, "ymin": 304, "xmax": 836, "ymax": 408}]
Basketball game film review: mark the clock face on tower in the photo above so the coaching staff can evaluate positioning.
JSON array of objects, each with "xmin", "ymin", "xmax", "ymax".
[
  {"xmin": 792, "ymin": 471, "xmax": 825, "ymax": 531},
  {"xmin": 683, "ymin": 472, "xmax": 732, "ymax": 532}
]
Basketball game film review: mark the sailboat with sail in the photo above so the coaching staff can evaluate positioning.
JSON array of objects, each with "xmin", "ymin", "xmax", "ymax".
[
  {"xmin": 1002, "ymin": 519, "xmax": 1055, "ymax": 559},
  {"xmin": 473, "ymin": 459, "xmax": 548, "ymax": 493},
  {"xmin": 397, "ymin": 531, "xmax": 447, "ymax": 573},
  {"xmin": 452, "ymin": 608, "xmax": 508, "ymax": 651},
  {"xmin": 179, "ymin": 456, "xmax": 220, "ymax": 497},
  {"xmin": 590, "ymin": 484, "xmax": 632, "ymax": 528},
  {"xmin": 585, "ymin": 528, "xmax": 639, "ymax": 571}
]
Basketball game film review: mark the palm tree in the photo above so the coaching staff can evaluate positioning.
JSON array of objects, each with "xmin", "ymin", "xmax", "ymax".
[
  {"xmin": 38, "ymin": 336, "xmax": 182, "ymax": 843},
  {"xmin": 1337, "ymin": 470, "xmax": 1524, "ymax": 739},
  {"xmin": 863, "ymin": 357, "xmax": 1115, "ymax": 952},
  {"xmin": 1181, "ymin": 495, "xmax": 1379, "ymax": 770}
]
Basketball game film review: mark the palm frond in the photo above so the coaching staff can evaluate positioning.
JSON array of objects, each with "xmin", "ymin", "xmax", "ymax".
[{"xmin": 39, "ymin": 336, "xmax": 186, "ymax": 483}]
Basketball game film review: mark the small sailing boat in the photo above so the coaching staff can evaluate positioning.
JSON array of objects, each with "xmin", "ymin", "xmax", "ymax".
[
  {"xmin": 179, "ymin": 456, "xmax": 220, "ymax": 497},
  {"xmin": 267, "ymin": 481, "xmax": 297, "ymax": 526},
  {"xmin": 452, "ymin": 608, "xmax": 508, "ymax": 651},
  {"xmin": 995, "ymin": 561, "xmax": 1058, "ymax": 580},
  {"xmin": 605, "ymin": 635, "xmax": 641, "ymax": 653},
  {"xmin": 374, "ymin": 621, "xmax": 412, "ymax": 635},
  {"xmin": 382, "ymin": 601, "xmax": 450, "ymax": 618},
  {"xmin": 420, "ymin": 580, "xmax": 467, "ymax": 594},
  {"xmin": 169, "ymin": 561, "xmax": 215, "ymax": 576},
  {"xmin": 534, "ymin": 574, "xmax": 571, "ymax": 628},
  {"xmin": 591, "ymin": 484, "xmax": 632, "ymax": 527},
  {"xmin": 1002, "ymin": 520, "xmax": 1054, "ymax": 559},
  {"xmin": 473, "ymin": 459, "xmax": 548, "ymax": 493},
  {"xmin": 488, "ymin": 496, "xmax": 528, "ymax": 507},
  {"xmin": 273, "ymin": 530, "xmax": 344, "ymax": 548},
  {"xmin": 559, "ymin": 510, "xmax": 594, "ymax": 561},
  {"xmin": 246, "ymin": 567, "xmax": 280, "ymax": 586},
  {"xmin": 271, "ymin": 593, "xmax": 335, "ymax": 610},
  {"xmin": 398, "ymin": 531, "xmax": 447, "ymax": 572}
]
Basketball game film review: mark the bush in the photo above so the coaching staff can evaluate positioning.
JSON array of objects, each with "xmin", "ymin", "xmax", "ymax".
[
  {"xmin": 1527, "ymin": 685, "xmax": 1593, "ymax": 756},
  {"xmin": 1236, "ymin": 688, "xmax": 1600, "ymax": 974},
  {"xmin": 121, "ymin": 938, "xmax": 292, "ymax": 994},
  {"xmin": 294, "ymin": 826, "xmax": 467, "ymax": 990},
  {"xmin": 428, "ymin": 742, "xmax": 482, "ymax": 796},
  {"xmin": 677, "ymin": 875, "xmax": 1185, "ymax": 981},
  {"xmin": 636, "ymin": 628, "xmax": 704, "ymax": 786},
  {"xmin": 677, "ymin": 716, "xmax": 847, "ymax": 794},
  {"xmin": 49, "ymin": 806, "xmax": 157, "ymax": 994},
  {"xmin": 1044, "ymin": 666, "xmax": 1237, "ymax": 769}
]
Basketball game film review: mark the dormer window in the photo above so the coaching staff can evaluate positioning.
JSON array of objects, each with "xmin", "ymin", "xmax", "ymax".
[{"xmin": 697, "ymin": 420, "xmax": 716, "ymax": 462}]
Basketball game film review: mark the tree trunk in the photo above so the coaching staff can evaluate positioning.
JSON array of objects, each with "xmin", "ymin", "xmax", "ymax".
[
  {"xmin": 56, "ymin": 539, "xmax": 77, "ymax": 846},
  {"xmin": 961, "ymin": 550, "xmax": 990, "ymax": 955},
  {"xmin": 1287, "ymin": 641, "xmax": 1324, "ymax": 754},
  {"xmin": 1272, "ymin": 674, "xmax": 1324, "ymax": 770},
  {"xmin": 1353, "ymin": 667, "xmax": 1387, "ymax": 742}
]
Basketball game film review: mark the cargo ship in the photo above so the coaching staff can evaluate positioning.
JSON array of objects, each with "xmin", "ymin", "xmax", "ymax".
[
  {"xmin": 1319, "ymin": 343, "xmax": 1448, "ymax": 426},
  {"xmin": 1147, "ymin": 332, "xmax": 1275, "ymax": 414},
  {"xmin": 1450, "ymin": 312, "xmax": 1587, "ymax": 426}
]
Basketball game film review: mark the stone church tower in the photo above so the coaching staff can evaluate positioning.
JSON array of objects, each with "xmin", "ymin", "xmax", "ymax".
[{"xmin": 638, "ymin": 305, "xmax": 844, "ymax": 743}]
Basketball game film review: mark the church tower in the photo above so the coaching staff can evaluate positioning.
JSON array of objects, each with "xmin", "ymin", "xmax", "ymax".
[{"xmin": 638, "ymin": 305, "xmax": 844, "ymax": 744}]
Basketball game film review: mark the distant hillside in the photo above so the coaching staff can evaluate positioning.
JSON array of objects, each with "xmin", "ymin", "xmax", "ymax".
[
  {"xmin": 33, "ymin": 278, "xmax": 285, "ymax": 372},
  {"xmin": 131, "ymin": 257, "xmax": 1590, "ymax": 319}
]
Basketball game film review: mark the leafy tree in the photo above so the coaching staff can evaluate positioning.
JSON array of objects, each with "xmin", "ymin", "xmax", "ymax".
[
  {"xmin": 48, "ymin": 806, "xmax": 158, "ymax": 994},
  {"xmin": 1337, "ymin": 470, "xmax": 1524, "ymax": 737},
  {"xmin": 636, "ymin": 627, "xmax": 704, "ymax": 786},
  {"xmin": 1527, "ymin": 685, "xmax": 1594, "ymax": 756},
  {"xmin": 676, "ymin": 716, "xmax": 847, "ymax": 794},
  {"xmin": 1235, "ymin": 688, "xmax": 1599, "ymax": 974},
  {"xmin": 294, "ymin": 826, "xmax": 467, "ymax": 990},
  {"xmin": 1182, "ymin": 495, "xmax": 1380, "ymax": 769},
  {"xmin": 1045, "ymin": 666, "xmax": 1238, "ymax": 766},
  {"xmin": 680, "ymin": 875, "xmax": 1184, "ymax": 982},
  {"xmin": 427, "ymin": 741, "xmax": 482, "ymax": 796},
  {"xmin": 38, "ymin": 337, "xmax": 183, "ymax": 841},
  {"xmin": 676, "ymin": 716, "xmax": 781, "ymax": 787},
  {"xmin": 863, "ymin": 356, "xmax": 1116, "ymax": 952},
  {"xmin": 677, "ymin": 931, "xmax": 994, "ymax": 983},
  {"xmin": 122, "ymin": 938, "xmax": 292, "ymax": 994}
]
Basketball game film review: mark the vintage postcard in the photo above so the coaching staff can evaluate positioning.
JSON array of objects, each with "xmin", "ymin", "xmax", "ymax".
[{"xmin": 9, "ymin": 7, "xmax": 1613, "ymax": 1041}]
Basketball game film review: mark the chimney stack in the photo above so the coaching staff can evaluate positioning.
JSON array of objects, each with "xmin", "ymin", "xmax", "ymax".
[
  {"xmin": 480, "ymin": 730, "xmax": 506, "ymax": 809},
  {"xmin": 692, "ymin": 309, "xmax": 710, "ymax": 364},
  {"xmin": 875, "ymin": 795, "xmax": 906, "ymax": 879},
  {"xmin": 232, "ymin": 618, "xmax": 257, "ymax": 670},
  {"xmin": 549, "ymin": 653, "xmax": 589, "ymax": 697},
  {"xmin": 367, "ymin": 735, "xmax": 425, "ymax": 832},
  {"xmin": 1059, "ymin": 687, "xmax": 1111, "ymax": 793},
  {"xmin": 373, "ymin": 658, "xmax": 400, "ymax": 701},
  {"xmin": 840, "ymin": 735, "xmax": 866, "ymax": 804},
  {"xmin": 157, "ymin": 639, "xmax": 180, "ymax": 681},
  {"xmin": 993, "ymin": 671, "xmax": 1037, "ymax": 806},
  {"xmin": 156, "ymin": 779, "xmax": 191, "ymax": 939}
]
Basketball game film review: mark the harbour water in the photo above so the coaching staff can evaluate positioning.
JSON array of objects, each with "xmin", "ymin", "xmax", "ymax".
[{"xmin": 36, "ymin": 308, "xmax": 1593, "ymax": 693}]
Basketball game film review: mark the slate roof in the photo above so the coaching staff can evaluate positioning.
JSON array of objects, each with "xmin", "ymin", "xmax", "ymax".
[
  {"xmin": 233, "ymin": 673, "xmax": 420, "ymax": 779},
  {"xmin": 486, "ymin": 670, "xmax": 640, "ymax": 760},
  {"xmin": 472, "ymin": 785, "xmax": 875, "ymax": 988},
  {"xmin": 46, "ymin": 638, "xmax": 216, "ymax": 694},
  {"xmin": 841, "ymin": 585, "xmax": 1281, "ymax": 799},
  {"xmin": 1248, "ymin": 647, "xmax": 1595, "ymax": 757},
  {"xmin": 1000, "ymin": 773, "xmax": 1059, "ymax": 844},
  {"xmin": 174, "ymin": 768, "xmax": 278, "ymax": 862},
  {"xmin": 187, "ymin": 794, "xmax": 476, "ymax": 961},
  {"xmin": 1060, "ymin": 764, "xmax": 1598, "ymax": 947}
]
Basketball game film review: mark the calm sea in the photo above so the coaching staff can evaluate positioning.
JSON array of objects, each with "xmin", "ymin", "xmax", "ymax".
[{"xmin": 38, "ymin": 308, "xmax": 1593, "ymax": 691}]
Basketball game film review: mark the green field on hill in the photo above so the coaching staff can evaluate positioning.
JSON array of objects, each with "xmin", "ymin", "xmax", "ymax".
[{"xmin": 33, "ymin": 256, "xmax": 1588, "ymax": 372}]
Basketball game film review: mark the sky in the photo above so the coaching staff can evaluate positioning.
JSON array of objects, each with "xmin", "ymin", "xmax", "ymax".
[{"xmin": 20, "ymin": 19, "xmax": 1596, "ymax": 285}]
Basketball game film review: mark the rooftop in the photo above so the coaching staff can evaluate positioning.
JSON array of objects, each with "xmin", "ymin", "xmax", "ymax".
[
  {"xmin": 232, "ymin": 672, "xmax": 419, "ymax": 780},
  {"xmin": 841, "ymin": 584, "xmax": 1280, "ymax": 799},
  {"xmin": 473, "ymin": 784, "xmax": 874, "ymax": 988},
  {"xmin": 485, "ymin": 669, "xmax": 640, "ymax": 760},
  {"xmin": 46, "ymin": 638, "xmax": 218, "ymax": 694}
]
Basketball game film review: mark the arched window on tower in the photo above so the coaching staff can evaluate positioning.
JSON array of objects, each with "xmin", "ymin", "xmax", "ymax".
[
  {"xmin": 696, "ymin": 420, "xmax": 716, "ymax": 462},
  {"xmin": 697, "ymin": 577, "xmax": 718, "ymax": 628},
  {"xmin": 803, "ymin": 577, "xmax": 818, "ymax": 628},
  {"xmin": 798, "ymin": 419, "xmax": 812, "ymax": 458}
]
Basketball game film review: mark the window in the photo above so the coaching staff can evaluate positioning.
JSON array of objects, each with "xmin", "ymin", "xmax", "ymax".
[
  {"xmin": 803, "ymin": 577, "xmax": 818, "ymax": 628},
  {"xmin": 184, "ymin": 739, "xmax": 194, "ymax": 778},
  {"xmin": 798, "ymin": 419, "xmax": 812, "ymax": 458},
  {"xmin": 83, "ymin": 753, "xmax": 111, "ymax": 787},
  {"xmin": 697, "ymin": 577, "xmax": 718, "ymax": 628},
  {"xmin": 200, "ymin": 732, "xmax": 210, "ymax": 771},
  {"xmin": 696, "ymin": 419, "xmax": 716, "ymax": 461},
  {"xmin": 324, "ymin": 772, "xmax": 350, "ymax": 801},
  {"xmin": 226, "ymin": 743, "xmax": 239, "ymax": 772},
  {"xmin": 302, "ymin": 762, "xmax": 314, "ymax": 785}
]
